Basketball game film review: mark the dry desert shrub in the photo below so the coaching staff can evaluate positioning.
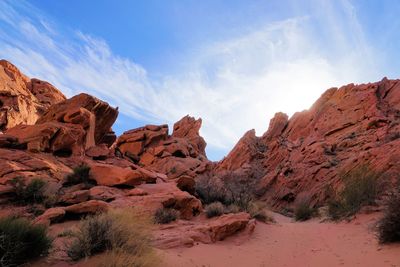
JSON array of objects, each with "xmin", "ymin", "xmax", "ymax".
[
  {"xmin": 328, "ymin": 165, "xmax": 383, "ymax": 220},
  {"xmin": 378, "ymin": 185, "xmax": 400, "ymax": 243},
  {"xmin": 205, "ymin": 202, "xmax": 225, "ymax": 218},
  {"xmin": 294, "ymin": 196, "xmax": 315, "ymax": 221},
  {"xmin": 153, "ymin": 207, "xmax": 179, "ymax": 224},
  {"xmin": 67, "ymin": 208, "xmax": 157, "ymax": 266}
]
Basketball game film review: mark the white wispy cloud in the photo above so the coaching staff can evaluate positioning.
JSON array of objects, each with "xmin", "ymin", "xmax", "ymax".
[{"xmin": 0, "ymin": 0, "xmax": 383, "ymax": 158}]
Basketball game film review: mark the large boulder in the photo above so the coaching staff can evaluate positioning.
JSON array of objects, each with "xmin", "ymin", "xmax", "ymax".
[
  {"xmin": 153, "ymin": 213, "xmax": 254, "ymax": 249},
  {"xmin": 37, "ymin": 93, "xmax": 119, "ymax": 147}
]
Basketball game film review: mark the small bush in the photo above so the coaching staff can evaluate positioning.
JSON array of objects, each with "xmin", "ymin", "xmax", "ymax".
[
  {"xmin": 11, "ymin": 177, "xmax": 47, "ymax": 204},
  {"xmin": 0, "ymin": 216, "xmax": 52, "ymax": 266},
  {"xmin": 68, "ymin": 209, "xmax": 155, "ymax": 262},
  {"xmin": 205, "ymin": 202, "xmax": 225, "ymax": 218},
  {"xmin": 327, "ymin": 165, "xmax": 382, "ymax": 220},
  {"xmin": 294, "ymin": 199, "xmax": 314, "ymax": 221},
  {"xmin": 153, "ymin": 207, "xmax": 179, "ymax": 224},
  {"xmin": 65, "ymin": 164, "xmax": 92, "ymax": 186},
  {"xmin": 378, "ymin": 187, "xmax": 400, "ymax": 243},
  {"xmin": 195, "ymin": 174, "xmax": 229, "ymax": 205}
]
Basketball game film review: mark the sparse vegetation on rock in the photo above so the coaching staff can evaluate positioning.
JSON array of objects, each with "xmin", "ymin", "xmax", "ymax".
[
  {"xmin": 154, "ymin": 207, "xmax": 180, "ymax": 224},
  {"xmin": 327, "ymin": 165, "xmax": 382, "ymax": 220},
  {"xmin": 11, "ymin": 177, "xmax": 47, "ymax": 204},
  {"xmin": 65, "ymin": 164, "xmax": 92, "ymax": 186},
  {"xmin": 0, "ymin": 216, "xmax": 52, "ymax": 266}
]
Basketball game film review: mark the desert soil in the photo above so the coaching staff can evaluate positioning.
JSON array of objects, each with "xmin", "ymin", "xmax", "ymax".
[{"xmin": 161, "ymin": 212, "xmax": 400, "ymax": 267}]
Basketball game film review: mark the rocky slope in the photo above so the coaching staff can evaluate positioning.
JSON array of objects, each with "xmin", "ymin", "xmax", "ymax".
[{"xmin": 216, "ymin": 78, "xmax": 400, "ymax": 210}]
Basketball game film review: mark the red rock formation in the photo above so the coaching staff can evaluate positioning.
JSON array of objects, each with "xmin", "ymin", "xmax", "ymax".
[
  {"xmin": 5, "ymin": 93, "xmax": 118, "ymax": 155},
  {"xmin": 216, "ymin": 78, "xmax": 400, "ymax": 211},
  {"xmin": 115, "ymin": 116, "xmax": 211, "ymax": 181},
  {"xmin": 0, "ymin": 60, "xmax": 66, "ymax": 131},
  {"xmin": 0, "ymin": 61, "xmax": 254, "ymax": 260}
]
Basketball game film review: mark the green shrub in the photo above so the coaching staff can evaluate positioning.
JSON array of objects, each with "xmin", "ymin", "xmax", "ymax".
[
  {"xmin": 11, "ymin": 177, "xmax": 47, "ymax": 204},
  {"xmin": 205, "ymin": 202, "xmax": 225, "ymax": 218},
  {"xmin": 327, "ymin": 165, "xmax": 382, "ymax": 220},
  {"xmin": 153, "ymin": 207, "xmax": 179, "ymax": 224},
  {"xmin": 378, "ymin": 187, "xmax": 400, "ymax": 243},
  {"xmin": 68, "ymin": 209, "xmax": 154, "ymax": 262},
  {"xmin": 0, "ymin": 216, "xmax": 52, "ymax": 266},
  {"xmin": 294, "ymin": 198, "xmax": 314, "ymax": 221},
  {"xmin": 65, "ymin": 164, "xmax": 92, "ymax": 186}
]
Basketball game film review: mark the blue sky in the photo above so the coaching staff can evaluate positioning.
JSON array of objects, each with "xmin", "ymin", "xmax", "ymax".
[{"xmin": 0, "ymin": 0, "xmax": 399, "ymax": 160}]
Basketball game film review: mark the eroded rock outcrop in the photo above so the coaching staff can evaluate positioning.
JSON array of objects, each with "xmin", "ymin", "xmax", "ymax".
[
  {"xmin": 216, "ymin": 78, "xmax": 400, "ymax": 211},
  {"xmin": 116, "ymin": 116, "xmax": 211, "ymax": 181},
  {"xmin": 0, "ymin": 60, "xmax": 66, "ymax": 131},
  {"xmin": 5, "ymin": 93, "xmax": 118, "ymax": 156}
]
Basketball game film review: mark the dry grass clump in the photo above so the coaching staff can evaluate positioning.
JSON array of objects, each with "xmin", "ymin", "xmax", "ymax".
[
  {"xmin": 67, "ymin": 208, "xmax": 157, "ymax": 266},
  {"xmin": 0, "ymin": 216, "xmax": 52, "ymax": 266},
  {"xmin": 153, "ymin": 207, "xmax": 179, "ymax": 224},
  {"xmin": 96, "ymin": 248, "xmax": 159, "ymax": 267}
]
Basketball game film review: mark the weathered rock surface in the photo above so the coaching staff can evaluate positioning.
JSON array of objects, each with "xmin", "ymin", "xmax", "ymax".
[
  {"xmin": 5, "ymin": 93, "xmax": 118, "ymax": 155},
  {"xmin": 153, "ymin": 213, "xmax": 254, "ymax": 248},
  {"xmin": 0, "ymin": 60, "xmax": 66, "ymax": 131},
  {"xmin": 216, "ymin": 78, "xmax": 400, "ymax": 211},
  {"xmin": 110, "ymin": 182, "xmax": 202, "ymax": 220}
]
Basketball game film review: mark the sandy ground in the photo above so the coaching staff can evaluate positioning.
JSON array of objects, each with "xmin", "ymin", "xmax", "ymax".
[{"xmin": 160, "ymin": 212, "xmax": 400, "ymax": 267}]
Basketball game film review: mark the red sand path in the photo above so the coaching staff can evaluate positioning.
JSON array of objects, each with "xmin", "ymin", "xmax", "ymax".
[{"xmin": 161, "ymin": 212, "xmax": 400, "ymax": 267}]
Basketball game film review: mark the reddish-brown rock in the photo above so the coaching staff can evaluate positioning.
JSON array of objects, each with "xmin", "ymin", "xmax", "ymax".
[
  {"xmin": 34, "ymin": 207, "xmax": 66, "ymax": 226},
  {"xmin": 64, "ymin": 200, "xmax": 109, "ymax": 214},
  {"xmin": 110, "ymin": 182, "xmax": 202, "ymax": 220},
  {"xmin": 172, "ymin": 115, "xmax": 207, "ymax": 156},
  {"xmin": 37, "ymin": 93, "xmax": 118, "ymax": 147},
  {"xmin": 116, "ymin": 116, "xmax": 210, "ymax": 181},
  {"xmin": 0, "ymin": 60, "xmax": 66, "ymax": 131},
  {"xmin": 152, "ymin": 212, "xmax": 253, "ymax": 248},
  {"xmin": 89, "ymin": 163, "xmax": 158, "ymax": 187}
]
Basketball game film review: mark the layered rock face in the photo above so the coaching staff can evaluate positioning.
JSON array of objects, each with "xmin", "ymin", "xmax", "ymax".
[
  {"xmin": 216, "ymin": 78, "xmax": 400, "ymax": 210},
  {"xmin": 0, "ymin": 60, "xmax": 66, "ymax": 131}
]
